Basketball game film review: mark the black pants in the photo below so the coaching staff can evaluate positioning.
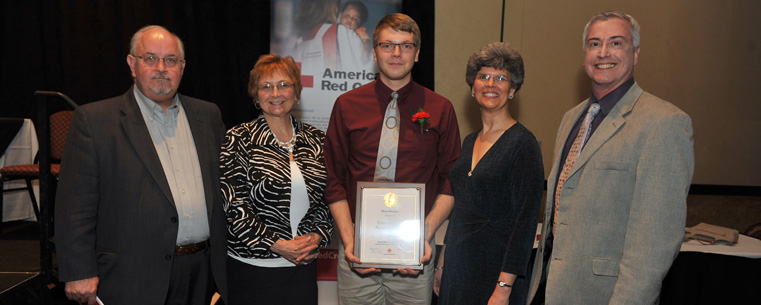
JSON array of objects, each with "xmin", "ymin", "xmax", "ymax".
[
  {"xmin": 226, "ymin": 255, "xmax": 318, "ymax": 305},
  {"xmin": 166, "ymin": 248, "xmax": 214, "ymax": 305}
]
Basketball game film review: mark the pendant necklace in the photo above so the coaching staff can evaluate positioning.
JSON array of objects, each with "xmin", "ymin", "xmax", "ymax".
[{"xmin": 273, "ymin": 124, "xmax": 296, "ymax": 154}]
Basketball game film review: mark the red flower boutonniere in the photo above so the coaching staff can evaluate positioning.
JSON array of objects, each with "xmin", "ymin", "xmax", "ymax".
[{"xmin": 410, "ymin": 107, "xmax": 430, "ymax": 134}]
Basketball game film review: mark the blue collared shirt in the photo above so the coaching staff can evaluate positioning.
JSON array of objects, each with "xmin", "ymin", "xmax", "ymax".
[{"xmin": 134, "ymin": 87, "xmax": 209, "ymax": 245}]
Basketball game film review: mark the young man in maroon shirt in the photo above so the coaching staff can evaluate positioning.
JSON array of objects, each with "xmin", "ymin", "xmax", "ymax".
[{"xmin": 324, "ymin": 13, "xmax": 461, "ymax": 305}]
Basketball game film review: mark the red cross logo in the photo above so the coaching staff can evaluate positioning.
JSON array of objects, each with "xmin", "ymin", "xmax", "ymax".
[{"xmin": 296, "ymin": 62, "xmax": 314, "ymax": 88}]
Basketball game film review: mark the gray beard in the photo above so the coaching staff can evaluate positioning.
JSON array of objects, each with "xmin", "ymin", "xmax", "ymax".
[
  {"xmin": 149, "ymin": 86, "xmax": 172, "ymax": 95},
  {"xmin": 150, "ymin": 73, "xmax": 172, "ymax": 95}
]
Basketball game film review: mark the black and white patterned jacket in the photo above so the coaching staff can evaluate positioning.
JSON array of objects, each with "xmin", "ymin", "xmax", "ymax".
[{"xmin": 220, "ymin": 115, "xmax": 333, "ymax": 259}]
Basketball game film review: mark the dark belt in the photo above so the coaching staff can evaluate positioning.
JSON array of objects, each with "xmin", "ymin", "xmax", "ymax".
[{"xmin": 175, "ymin": 240, "xmax": 209, "ymax": 256}]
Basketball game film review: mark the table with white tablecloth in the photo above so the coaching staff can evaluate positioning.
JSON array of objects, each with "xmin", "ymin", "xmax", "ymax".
[
  {"xmin": 680, "ymin": 233, "xmax": 761, "ymax": 258},
  {"xmin": 661, "ymin": 234, "xmax": 761, "ymax": 304},
  {"xmin": 1, "ymin": 119, "xmax": 39, "ymax": 222}
]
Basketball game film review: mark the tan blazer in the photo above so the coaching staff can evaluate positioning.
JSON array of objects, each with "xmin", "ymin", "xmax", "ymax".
[{"xmin": 528, "ymin": 83, "xmax": 694, "ymax": 304}]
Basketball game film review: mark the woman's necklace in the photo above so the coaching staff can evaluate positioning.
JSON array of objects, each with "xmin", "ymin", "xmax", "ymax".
[{"xmin": 272, "ymin": 123, "xmax": 296, "ymax": 154}]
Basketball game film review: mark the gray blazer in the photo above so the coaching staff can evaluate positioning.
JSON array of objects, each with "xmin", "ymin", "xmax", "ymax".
[
  {"xmin": 527, "ymin": 83, "xmax": 694, "ymax": 304},
  {"xmin": 55, "ymin": 87, "xmax": 227, "ymax": 304}
]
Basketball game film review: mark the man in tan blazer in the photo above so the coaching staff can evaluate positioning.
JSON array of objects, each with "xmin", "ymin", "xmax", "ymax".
[{"xmin": 528, "ymin": 11, "xmax": 694, "ymax": 304}]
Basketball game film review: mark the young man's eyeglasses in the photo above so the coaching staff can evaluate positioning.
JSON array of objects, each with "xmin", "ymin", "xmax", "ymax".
[{"xmin": 376, "ymin": 42, "xmax": 417, "ymax": 53}]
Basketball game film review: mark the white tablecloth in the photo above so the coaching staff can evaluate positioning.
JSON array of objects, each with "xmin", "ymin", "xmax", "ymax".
[
  {"xmin": 681, "ymin": 234, "xmax": 761, "ymax": 258},
  {"xmin": 1, "ymin": 118, "xmax": 39, "ymax": 222},
  {"xmin": 528, "ymin": 223, "xmax": 761, "ymax": 259}
]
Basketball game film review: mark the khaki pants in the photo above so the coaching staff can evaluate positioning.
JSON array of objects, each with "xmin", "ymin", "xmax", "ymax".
[{"xmin": 337, "ymin": 240, "xmax": 435, "ymax": 305}]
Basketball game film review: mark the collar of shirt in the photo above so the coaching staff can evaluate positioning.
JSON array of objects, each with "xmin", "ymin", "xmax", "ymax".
[
  {"xmin": 133, "ymin": 86, "xmax": 181, "ymax": 125},
  {"xmin": 374, "ymin": 79, "xmax": 415, "ymax": 108},
  {"xmin": 587, "ymin": 77, "xmax": 635, "ymax": 117}
]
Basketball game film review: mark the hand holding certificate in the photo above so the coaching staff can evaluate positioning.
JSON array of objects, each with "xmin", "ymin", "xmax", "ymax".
[{"xmin": 353, "ymin": 182, "xmax": 425, "ymax": 270}]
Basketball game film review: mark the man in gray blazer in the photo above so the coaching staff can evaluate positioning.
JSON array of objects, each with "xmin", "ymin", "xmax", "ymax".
[
  {"xmin": 527, "ymin": 11, "xmax": 694, "ymax": 304},
  {"xmin": 55, "ymin": 25, "xmax": 227, "ymax": 305}
]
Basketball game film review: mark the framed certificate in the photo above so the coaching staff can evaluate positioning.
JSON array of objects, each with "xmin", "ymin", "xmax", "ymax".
[{"xmin": 353, "ymin": 181, "xmax": 425, "ymax": 270}]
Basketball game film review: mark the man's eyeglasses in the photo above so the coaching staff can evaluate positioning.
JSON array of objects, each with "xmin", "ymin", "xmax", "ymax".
[
  {"xmin": 259, "ymin": 81, "xmax": 294, "ymax": 92},
  {"xmin": 134, "ymin": 55, "xmax": 183, "ymax": 68},
  {"xmin": 476, "ymin": 74, "xmax": 510, "ymax": 84},
  {"xmin": 376, "ymin": 42, "xmax": 417, "ymax": 53}
]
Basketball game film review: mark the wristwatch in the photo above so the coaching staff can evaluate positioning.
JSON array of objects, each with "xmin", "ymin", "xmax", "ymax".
[{"xmin": 497, "ymin": 281, "xmax": 512, "ymax": 288}]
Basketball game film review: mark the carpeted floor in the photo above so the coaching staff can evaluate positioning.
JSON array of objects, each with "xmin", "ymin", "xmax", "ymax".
[{"xmin": 0, "ymin": 221, "xmax": 75, "ymax": 304}]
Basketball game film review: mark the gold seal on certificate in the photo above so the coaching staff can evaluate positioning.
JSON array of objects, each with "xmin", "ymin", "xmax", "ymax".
[
  {"xmin": 354, "ymin": 182, "xmax": 425, "ymax": 270},
  {"xmin": 383, "ymin": 192, "xmax": 398, "ymax": 208}
]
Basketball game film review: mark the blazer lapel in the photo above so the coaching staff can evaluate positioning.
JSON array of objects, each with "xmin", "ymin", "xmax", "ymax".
[
  {"xmin": 118, "ymin": 87, "xmax": 176, "ymax": 207},
  {"xmin": 552, "ymin": 102, "xmax": 587, "ymax": 176},
  {"xmin": 545, "ymin": 101, "xmax": 586, "ymax": 223},
  {"xmin": 568, "ymin": 83, "xmax": 644, "ymax": 176}
]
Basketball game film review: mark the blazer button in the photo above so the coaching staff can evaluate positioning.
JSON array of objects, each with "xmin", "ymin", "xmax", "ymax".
[
  {"xmin": 165, "ymin": 255, "xmax": 172, "ymax": 260},
  {"xmin": 171, "ymin": 217, "xmax": 178, "ymax": 223}
]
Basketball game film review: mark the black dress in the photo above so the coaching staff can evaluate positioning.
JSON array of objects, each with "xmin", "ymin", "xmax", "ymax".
[{"xmin": 438, "ymin": 123, "xmax": 544, "ymax": 305}]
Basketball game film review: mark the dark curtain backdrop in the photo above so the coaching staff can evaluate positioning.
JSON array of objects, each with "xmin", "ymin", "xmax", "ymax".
[
  {"xmin": 0, "ymin": 0, "xmax": 433, "ymax": 129},
  {"xmin": 404, "ymin": 0, "xmax": 434, "ymax": 93}
]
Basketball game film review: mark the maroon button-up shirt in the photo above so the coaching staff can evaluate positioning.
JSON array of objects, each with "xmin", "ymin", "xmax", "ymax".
[{"xmin": 324, "ymin": 80, "xmax": 461, "ymax": 220}]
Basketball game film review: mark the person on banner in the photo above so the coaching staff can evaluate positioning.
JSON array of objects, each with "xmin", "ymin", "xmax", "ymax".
[
  {"xmin": 434, "ymin": 42, "xmax": 543, "ymax": 305},
  {"xmin": 220, "ymin": 53, "xmax": 333, "ymax": 305},
  {"xmin": 324, "ymin": 13, "xmax": 461, "ymax": 305},
  {"xmin": 291, "ymin": 0, "xmax": 373, "ymax": 73},
  {"xmin": 55, "ymin": 25, "xmax": 227, "ymax": 305},
  {"xmin": 527, "ymin": 11, "xmax": 694, "ymax": 304},
  {"xmin": 339, "ymin": 1, "xmax": 373, "ymax": 61},
  {"xmin": 339, "ymin": 1, "xmax": 370, "ymax": 39}
]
